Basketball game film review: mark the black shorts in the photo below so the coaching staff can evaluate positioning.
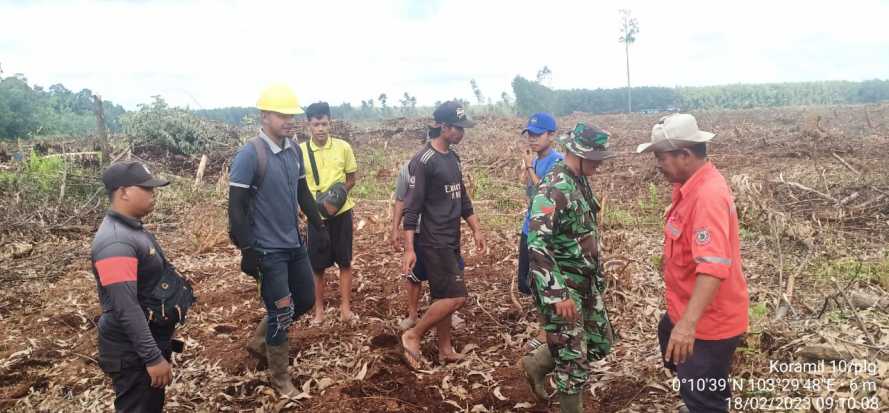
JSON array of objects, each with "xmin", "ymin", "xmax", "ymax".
[
  {"xmin": 308, "ymin": 209, "xmax": 353, "ymax": 273},
  {"xmin": 416, "ymin": 246, "xmax": 467, "ymax": 299}
]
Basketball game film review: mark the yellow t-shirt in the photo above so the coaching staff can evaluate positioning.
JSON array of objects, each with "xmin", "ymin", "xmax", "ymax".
[{"xmin": 299, "ymin": 136, "xmax": 358, "ymax": 216}]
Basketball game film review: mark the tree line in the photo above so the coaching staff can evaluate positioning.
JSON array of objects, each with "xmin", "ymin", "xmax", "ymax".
[
  {"xmin": 4, "ymin": 71, "xmax": 889, "ymax": 140},
  {"xmin": 0, "ymin": 74, "xmax": 126, "ymax": 140},
  {"xmin": 510, "ymin": 75, "xmax": 889, "ymax": 116}
]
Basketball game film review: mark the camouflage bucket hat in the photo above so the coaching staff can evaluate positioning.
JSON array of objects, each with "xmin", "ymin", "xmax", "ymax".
[{"xmin": 558, "ymin": 122, "xmax": 617, "ymax": 161}]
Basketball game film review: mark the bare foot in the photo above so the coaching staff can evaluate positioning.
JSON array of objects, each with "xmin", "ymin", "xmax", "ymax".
[
  {"xmin": 438, "ymin": 349, "xmax": 465, "ymax": 364},
  {"xmin": 451, "ymin": 312, "xmax": 465, "ymax": 329},
  {"xmin": 401, "ymin": 329, "xmax": 422, "ymax": 356},
  {"xmin": 311, "ymin": 312, "xmax": 325, "ymax": 325},
  {"xmin": 398, "ymin": 316, "xmax": 418, "ymax": 331},
  {"xmin": 340, "ymin": 308, "xmax": 357, "ymax": 323}
]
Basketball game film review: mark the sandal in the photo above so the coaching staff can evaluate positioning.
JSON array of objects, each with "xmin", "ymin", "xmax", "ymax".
[{"xmin": 400, "ymin": 335, "xmax": 425, "ymax": 371}]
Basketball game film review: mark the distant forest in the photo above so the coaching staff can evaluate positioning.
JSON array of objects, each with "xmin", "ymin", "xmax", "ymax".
[
  {"xmin": 510, "ymin": 76, "xmax": 889, "ymax": 116},
  {"xmin": 2, "ymin": 70, "xmax": 888, "ymax": 139}
]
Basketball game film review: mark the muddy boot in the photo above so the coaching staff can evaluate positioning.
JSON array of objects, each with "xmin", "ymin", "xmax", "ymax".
[
  {"xmin": 520, "ymin": 344, "xmax": 554, "ymax": 402},
  {"xmin": 558, "ymin": 392, "xmax": 582, "ymax": 413},
  {"xmin": 246, "ymin": 318, "xmax": 268, "ymax": 367},
  {"xmin": 266, "ymin": 341, "xmax": 298, "ymax": 398}
]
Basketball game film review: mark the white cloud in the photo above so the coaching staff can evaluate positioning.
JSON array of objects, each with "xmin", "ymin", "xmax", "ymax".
[{"xmin": 1, "ymin": 0, "xmax": 887, "ymax": 109}]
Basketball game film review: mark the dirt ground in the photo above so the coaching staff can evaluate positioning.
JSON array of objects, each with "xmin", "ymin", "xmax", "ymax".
[{"xmin": 1, "ymin": 105, "xmax": 888, "ymax": 412}]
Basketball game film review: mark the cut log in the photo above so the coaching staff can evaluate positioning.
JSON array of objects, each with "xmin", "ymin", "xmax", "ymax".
[{"xmin": 797, "ymin": 344, "xmax": 854, "ymax": 362}]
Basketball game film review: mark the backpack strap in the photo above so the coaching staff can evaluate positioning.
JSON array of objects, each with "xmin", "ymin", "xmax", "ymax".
[{"xmin": 248, "ymin": 137, "xmax": 268, "ymax": 191}]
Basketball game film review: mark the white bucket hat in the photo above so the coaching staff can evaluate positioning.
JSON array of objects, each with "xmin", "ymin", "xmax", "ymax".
[{"xmin": 636, "ymin": 113, "xmax": 715, "ymax": 153}]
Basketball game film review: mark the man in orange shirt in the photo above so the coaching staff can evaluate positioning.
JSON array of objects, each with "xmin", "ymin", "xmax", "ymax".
[{"xmin": 637, "ymin": 114, "xmax": 749, "ymax": 413}]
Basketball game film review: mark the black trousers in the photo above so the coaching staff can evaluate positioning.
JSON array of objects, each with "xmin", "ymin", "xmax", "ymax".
[
  {"xmin": 517, "ymin": 234, "xmax": 532, "ymax": 295},
  {"xmin": 109, "ymin": 350, "xmax": 172, "ymax": 413},
  {"xmin": 98, "ymin": 321, "xmax": 174, "ymax": 413},
  {"xmin": 658, "ymin": 313, "xmax": 742, "ymax": 413}
]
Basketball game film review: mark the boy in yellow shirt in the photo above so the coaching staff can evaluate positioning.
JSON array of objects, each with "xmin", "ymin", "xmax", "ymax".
[{"xmin": 299, "ymin": 102, "xmax": 359, "ymax": 324}]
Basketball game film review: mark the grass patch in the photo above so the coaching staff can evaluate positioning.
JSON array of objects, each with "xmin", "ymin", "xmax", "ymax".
[{"xmin": 812, "ymin": 256, "xmax": 889, "ymax": 290}]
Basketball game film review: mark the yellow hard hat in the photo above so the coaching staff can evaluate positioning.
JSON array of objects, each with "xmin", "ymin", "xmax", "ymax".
[{"xmin": 256, "ymin": 83, "xmax": 304, "ymax": 115}]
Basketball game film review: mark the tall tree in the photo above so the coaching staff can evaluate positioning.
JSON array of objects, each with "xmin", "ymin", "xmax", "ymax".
[
  {"xmin": 618, "ymin": 9, "xmax": 639, "ymax": 113},
  {"xmin": 399, "ymin": 92, "xmax": 417, "ymax": 116},
  {"xmin": 470, "ymin": 79, "xmax": 484, "ymax": 105},
  {"xmin": 379, "ymin": 93, "xmax": 390, "ymax": 117},
  {"xmin": 536, "ymin": 66, "xmax": 552, "ymax": 87}
]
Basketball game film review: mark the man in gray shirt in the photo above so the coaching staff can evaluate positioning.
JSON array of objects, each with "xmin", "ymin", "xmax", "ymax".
[
  {"xmin": 228, "ymin": 84, "xmax": 327, "ymax": 398},
  {"xmin": 91, "ymin": 161, "xmax": 175, "ymax": 412}
]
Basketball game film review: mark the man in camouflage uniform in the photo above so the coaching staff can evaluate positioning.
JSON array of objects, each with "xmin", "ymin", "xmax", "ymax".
[{"xmin": 521, "ymin": 123, "xmax": 616, "ymax": 413}]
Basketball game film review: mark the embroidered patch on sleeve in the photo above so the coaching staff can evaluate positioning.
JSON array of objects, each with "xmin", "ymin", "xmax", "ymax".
[{"xmin": 694, "ymin": 228, "xmax": 711, "ymax": 246}]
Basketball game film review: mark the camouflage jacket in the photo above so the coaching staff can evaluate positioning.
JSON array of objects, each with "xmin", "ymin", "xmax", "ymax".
[{"xmin": 527, "ymin": 162, "xmax": 603, "ymax": 305}]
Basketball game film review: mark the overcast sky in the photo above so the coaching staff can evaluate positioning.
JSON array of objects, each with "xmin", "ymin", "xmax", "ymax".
[{"xmin": 2, "ymin": 0, "xmax": 888, "ymax": 110}]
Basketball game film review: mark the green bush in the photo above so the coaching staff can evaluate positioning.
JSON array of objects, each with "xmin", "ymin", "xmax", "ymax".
[{"xmin": 122, "ymin": 96, "xmax": 227, "ymax": 155}]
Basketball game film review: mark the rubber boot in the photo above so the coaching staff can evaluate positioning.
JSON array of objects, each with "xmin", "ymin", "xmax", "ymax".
[
  {"xmin": 558, "ymin": 392, "xmax": 582, "ymax": 413},
  {"xmin": 266, "ymin": 341, "xmax": 299, "ymax": 398},
  {"xmin": 520, "ymin": 344, "xmax": 554, "ymax": 402},
  {"xmin": 246, "ymin": 317, "xmax": 268, "ymax": 367}
]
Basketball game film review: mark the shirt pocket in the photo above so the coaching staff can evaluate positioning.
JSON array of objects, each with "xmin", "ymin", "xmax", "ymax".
[{"xmin": 664, "ymin": 217, "xmax": 691, "ymax": 267}]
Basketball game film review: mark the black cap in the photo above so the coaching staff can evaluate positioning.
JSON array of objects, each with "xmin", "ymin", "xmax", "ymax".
[
  {"xmin": 433, "ymin": 101, "xmax": 475, "ymax": 128},
  {"xmin": 102, "ymin": 161, "xmax": 170, "ymax": 192}
]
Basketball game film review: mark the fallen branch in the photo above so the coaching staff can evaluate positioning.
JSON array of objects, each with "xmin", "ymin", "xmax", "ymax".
[
  {"xmin": 831, "ymin": 278, "xmax": 876, "ymax": 345},
  {"xmin": 509, "ymin": 269, "xmax": 522, "ymax": 312},
  {"xmin": 774, "ymin": 250, "xmax": 813, "ymax": 321},
  {"xmin": 831, "ymin": 152, "xmax": 860, "ymax": 175},
  {"xmin": 771, "ymin": 174, "xmax": 837, "ymax": 203},
  {"xmin": 193, "ymin": 154, "xmax": 208, "ymax": 188}
]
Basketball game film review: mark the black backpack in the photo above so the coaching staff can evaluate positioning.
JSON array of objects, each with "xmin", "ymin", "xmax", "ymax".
[{"xmin": 141, "ymin": 238, "xmax": 195, "ymax": 327}]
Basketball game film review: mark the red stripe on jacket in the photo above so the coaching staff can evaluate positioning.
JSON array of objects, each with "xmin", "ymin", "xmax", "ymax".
[{"xmin": 95, "ymin": 256, "xmax": 138, "ymax": 286}]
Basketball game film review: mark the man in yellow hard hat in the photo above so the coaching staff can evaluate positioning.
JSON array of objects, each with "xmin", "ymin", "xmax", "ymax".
[{"xmin": 228, "ymin": 84, "xmax": 329, "ymax": 398}]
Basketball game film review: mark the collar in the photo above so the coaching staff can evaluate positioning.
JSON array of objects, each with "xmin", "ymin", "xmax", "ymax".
[
  {"xmin": 308, "ymin": 136, "xmax": 333, "ymax": 151},
  {"xmin": 107, "ymin": 209, "xmax": 144, "ymax": 230},
  {"xmin": 677, "ymin": 161, "xmax": 717, "ymax": 199},
  {"xmin": 259, "ymin": 129, "xmax": 292, "ymax": 154}
]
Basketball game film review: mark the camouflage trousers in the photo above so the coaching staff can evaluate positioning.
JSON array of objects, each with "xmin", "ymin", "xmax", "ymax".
[{"xmin": 532, "ymin": 273, "xmax": 613, "ymax": 395}]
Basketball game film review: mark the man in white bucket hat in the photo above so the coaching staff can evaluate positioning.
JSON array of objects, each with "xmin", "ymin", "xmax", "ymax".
[{"xmin": 638, "ymin": 114, "xmax": 749, "ymax": 413}]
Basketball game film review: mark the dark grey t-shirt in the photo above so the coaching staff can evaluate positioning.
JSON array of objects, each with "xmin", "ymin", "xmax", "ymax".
[
  {"xmin": 395, "ymin": 162, "xmax": 411, "ymax": 201},
  {"xmin": 403, "ymin": 144, "xmax": 474, "ymax": 249},
  {"xmin": 91, "ymin": 211, "xmax": 168, "ymax": 365},
  {"xmin": 395, "ymin": 162, "xmax": 420, "ymax": 234},
  {"xmin": 229, "ymin": 131, "xmax": 306, "ymax": 249}
]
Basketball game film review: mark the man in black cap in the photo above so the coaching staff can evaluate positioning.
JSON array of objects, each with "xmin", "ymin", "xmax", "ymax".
[
  {"xmin": 91, "ymin": 161, "xmax": 178, "ymax": 412},
  {"xmin": 400, "ymin": 101, "xmax": 486, "ymax": 369}
]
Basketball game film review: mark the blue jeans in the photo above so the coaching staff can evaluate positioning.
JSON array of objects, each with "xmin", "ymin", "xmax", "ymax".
[{"xmin": 257, "ymin": 246, "xmax": 315, "ymax": 345}]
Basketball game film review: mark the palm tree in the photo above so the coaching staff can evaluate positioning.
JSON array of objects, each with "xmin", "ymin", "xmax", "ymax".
[{"xmin": 618, "ymin": 9, "xmax": 639, "ymax": 113}]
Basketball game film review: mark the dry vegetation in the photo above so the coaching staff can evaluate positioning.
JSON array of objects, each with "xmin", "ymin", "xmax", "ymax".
[{"xmin": 1, "ymin": 104, "xmax": 888, "ymax": 412}]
